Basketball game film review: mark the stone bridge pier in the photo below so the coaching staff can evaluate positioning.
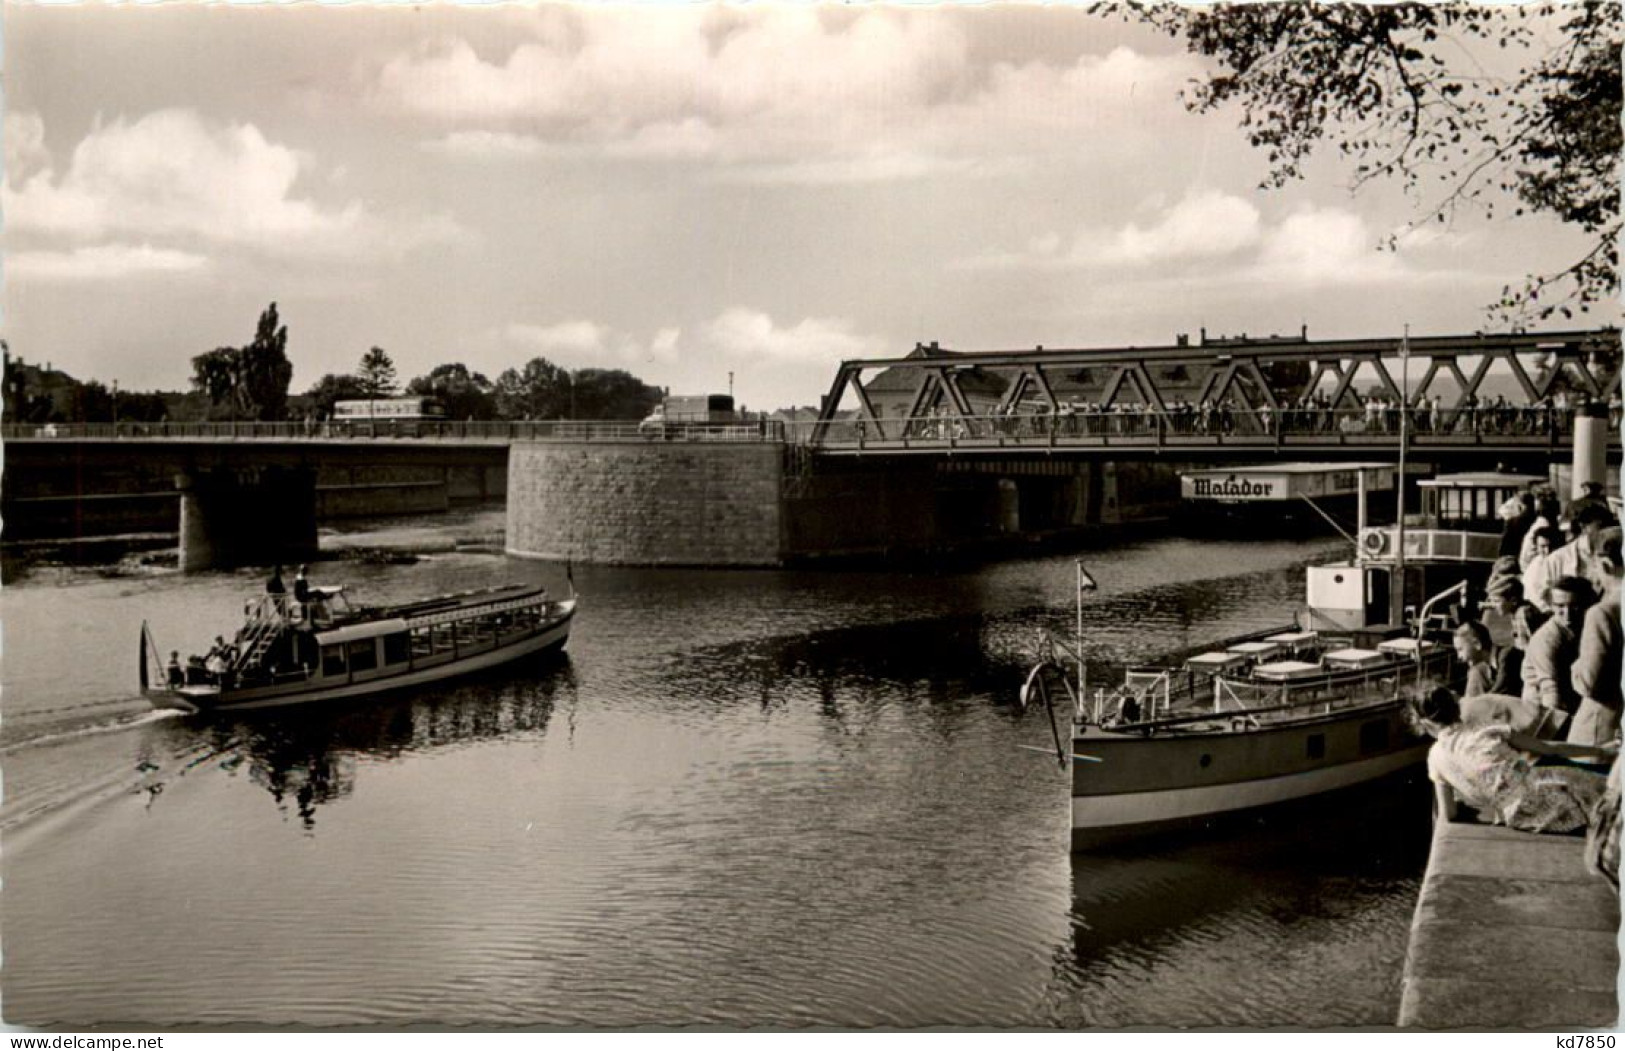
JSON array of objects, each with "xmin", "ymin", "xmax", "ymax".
[{"xmin": 176, "ymin": 466, "xmax": 318, "ymax": 573}]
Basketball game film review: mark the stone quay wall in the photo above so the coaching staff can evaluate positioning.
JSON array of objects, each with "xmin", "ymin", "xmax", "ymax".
[{"xmin": 506, "ymin": 441, "xmax": 783, "ymax": 566}]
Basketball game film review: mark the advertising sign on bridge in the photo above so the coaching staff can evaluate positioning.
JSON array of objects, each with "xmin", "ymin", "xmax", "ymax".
[{"xmin": 1180, "ymin": 464, "xmax": 1397, "ymax": 503}]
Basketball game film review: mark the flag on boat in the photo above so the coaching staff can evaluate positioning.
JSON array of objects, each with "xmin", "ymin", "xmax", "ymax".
[{"xmin": 1076, "ymin": 564, "xmax": 1098, "ymax": 593}]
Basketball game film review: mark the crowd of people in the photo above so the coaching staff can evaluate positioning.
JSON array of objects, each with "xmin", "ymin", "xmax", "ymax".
[
  {"xmin": 891, "ymin": 389, "xmax": 1623, "ymax": 443},
  {"xmin": 1417, "ymin": 480, "xmax": 1623, "ymax": 885},
  {"xmin": 164, "ymin": 563, "xmax": 325, "ymax": 690}
]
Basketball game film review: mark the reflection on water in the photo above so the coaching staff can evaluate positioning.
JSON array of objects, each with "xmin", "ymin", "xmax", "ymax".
[
  {"xmin": 142, "ymin": 655, "xmax": 578, "ymax": 830},
  {"xmin": 0, "ymin": 534, "xmax": 1433, "ymax": 1028},
  {"xmin": 1048, "ymin": 776, "xmax": 1432, "ymax": 1028}
]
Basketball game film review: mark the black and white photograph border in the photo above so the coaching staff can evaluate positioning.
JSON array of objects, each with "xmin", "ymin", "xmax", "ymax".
[{"xmin": 1, "ymin": 0, "xmax": 1620, "ymax": 1036}]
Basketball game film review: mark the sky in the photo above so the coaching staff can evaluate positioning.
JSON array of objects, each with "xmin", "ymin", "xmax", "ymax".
[{"xmin": 2, "ymin": 3, "xmax": 1612, "ymax": 412}]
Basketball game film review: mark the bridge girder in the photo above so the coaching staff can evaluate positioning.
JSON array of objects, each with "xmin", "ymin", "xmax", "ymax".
[{"xmin": 811, "ymin": 328, "xmax": 1622, "ymax": 435}]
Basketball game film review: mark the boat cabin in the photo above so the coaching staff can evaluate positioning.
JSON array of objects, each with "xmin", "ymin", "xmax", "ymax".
[
  {"xmin": 1416, "ymin": 471, "xmax": 1544, "ymax": 532},
  {"xmin": 1303, "ymin": 471, "xmax": 1516, "ymax": 635}
]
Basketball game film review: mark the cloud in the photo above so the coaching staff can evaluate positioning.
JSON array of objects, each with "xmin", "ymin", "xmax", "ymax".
[
  {"xmin": 1251, "ymin": 206, "xmax": 1414, "ymax": 284},
  {"xmin": 3, "ymin": 108, "xmax": 464, "ymax": 262},
  {"xmin": 954, "ymin": 188, "xmax": 1263, "ymax": 271},
  {"xmin": 949, "ymin": 191, "xmax": 1468, "ymax": 294},
  {"xmin": 7, "ymin": 243, "xmax": 209, "ymax": 282},
  {"xmin": 5, "ymin": 110, "xmax": 50, "ymax": 182},
  {"xmin": 492, "ymin": 308, "xmax": 888, "ymax": 407},
  {"xmin": 1095, "ymin": 190, "xmax": 1262, "ymax": 265},
  {"xmin": 503, "ymin": 320, "xmax": 610, "ymax": 355},
  {"xmin": 375, "ymin": 10, "xmax": 1200, "ymax": 178},
  {"xmin": 697, "ymin": 308, "xmax": 888, "ymax": 363}
]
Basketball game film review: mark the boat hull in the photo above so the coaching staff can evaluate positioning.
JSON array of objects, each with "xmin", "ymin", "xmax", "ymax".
[
  {"xmin": 146, "ymin": 612, "xmax": 572, "ymax": 714},
  {"xmin": 1070, "ymin": 701, "xmax": 1426, "ymax": 849}
]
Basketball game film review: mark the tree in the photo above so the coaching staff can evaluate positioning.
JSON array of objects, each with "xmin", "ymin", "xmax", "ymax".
[
  {"xmin": 406, "ymin": 363, "xmax": 497, "ymax": 420},
  {"xmin": 493, "ymin": 357, "xmax": 570, "ymax": 420},
  {"xmin": 189, "ymin": 302, "xmax": 294, "ymax": 420},
  {"xmin": 356, "ymin": 346, "xmax": 398, "ymax": 398},
  {"xmin": 305, "ymin": 372, "xmax": 369, "ymax": 419},
  {"xmin": 1121, "ymin": 1, "xmax": 1621, "ymax": 320},
  {"xmin": 568, "ymin": 368, "xmax": 663, "ymax": 420},
  {"xmin": 65, "ymin": 380, "xmax": 111, "ymax": 422}
]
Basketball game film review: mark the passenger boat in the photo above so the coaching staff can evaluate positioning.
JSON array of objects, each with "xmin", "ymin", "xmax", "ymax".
[
  {"xmin": 1027, "ymin": 469, "xmax": 1517, "ymax": 849},
  {"xmin": 140, "ymin": 580, "xmax": 576, "ymax": 713}
]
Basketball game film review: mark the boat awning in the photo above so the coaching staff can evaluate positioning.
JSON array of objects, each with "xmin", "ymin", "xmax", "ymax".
[
  {"xmin": 1251, "ymin": 660, "xmax": 1325, "ymax": 682},
  {"xmin": 316, "ymin": 618, "xmax": 410, "ymax": 645},
  {"xmin": 1323, "ymin": 647, "xmax": 1391, "ymax": 670},
  {"xmin": 1377, "ymin": 637, "xmax": 1445, "ymax": 658},
  {"xmin": 1227, "ymin": 641, "xmax": 1284, "ymax": 659},
  {"xmin": 1185, "ymin": 651, "xmax": 1248, "ymax": 673},
  {"xmin": 1266, "ymin": 631, "xmax": 1318, "ymax": 647}
]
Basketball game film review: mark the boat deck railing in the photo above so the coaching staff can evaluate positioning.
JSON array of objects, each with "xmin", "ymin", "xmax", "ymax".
[
  {"xmin": 1103, "ymin": 684, "xmax": 1409, "ymax": 735},
  {"xmin": 1088, "ymin": 648, "xmax": 1448, "ymax": 734}
]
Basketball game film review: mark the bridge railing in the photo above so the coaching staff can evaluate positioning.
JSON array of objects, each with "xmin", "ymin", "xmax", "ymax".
[
  {"xmin": 0, "ymin": 419, "xmax": 788, "ymax": 443},
  {"xmin": 813, "ymin": 403, "xmax": 1622, "ymax": 448}
]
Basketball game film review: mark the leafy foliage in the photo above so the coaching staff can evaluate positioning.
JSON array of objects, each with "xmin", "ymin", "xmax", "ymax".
[
  {"xmin": 490, "ymin": 357, "xmax": 663, "ymax": 420},
  {"xmin": 189, "ymin": 302, "xmax": 294, "ymax": 420},
  {"xmin": 1118, "ymin": 1, "xmax": 1621, "ymax": 321},
  {"xmin": 405, "ymin": 363, "xmax": 497, "ymax": 420},
  {"xmin": 304, "ymin": 372, "xmax": 369, "ymax": 418},
  {"xmin": 493, "ymin": 357, "xmax": 570, "ymax": 420},
  {"xmin": 568, "ymin": 368, "xmax": 664, "ymax": 420}
]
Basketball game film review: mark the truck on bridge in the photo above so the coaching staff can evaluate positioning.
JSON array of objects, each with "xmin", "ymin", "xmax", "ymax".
[{"xmin": 639, "ymin": 393, "xmax": 737, "ymax": 436}]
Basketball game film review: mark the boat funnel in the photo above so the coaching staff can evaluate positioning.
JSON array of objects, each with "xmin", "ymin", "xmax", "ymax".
[{"xmin": 1572, "ymin": 400, "xmax": 1608, "ymax": 501}]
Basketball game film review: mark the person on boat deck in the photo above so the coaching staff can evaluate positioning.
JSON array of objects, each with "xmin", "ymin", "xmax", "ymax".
[
  {"xmin": 266, "ymin": 564, "xmax": 288, "ymax": 615},
  {"xmin": 293, "ymin": 564, "xmax": 311, "ymax": 604},
  {"xmin": 1521, "ymin": 526, "xmax": 1568, "ymax": 612},
  {"xmin": 1498, "ymin": 491, "xmax": 1537, "ymax": 560},
  {"xmin": 1571, "ymin": 527, "xmax": 1624, "ymax": 748},
  {"xmin": 166, "ymin": 651, "xmax": 184, "ymax": 689},
  {"xmin": 1485, "ymin": 577, "xmax": 1544, "ymax": 697},
  {"xmin": 1527, "ymin": 503, "xmax": 1616, "ymax": 612},
  {"xmin": 1518, "ymin": 488, "xmax": 1564, "ymax": 570},
  {"xmin": 204, "ymin": 635, "xmax": 233, "ymax": 679},
  {"xmin": 1567, "ymin": 480, "xmax": 1613, "ymax": 528},
  {"xmin": 1416, "ymin": 687, "xmax": 1613, "ymax": 834},
  {"xmin": 1453, "ymin": 621, "xmax": 1496, "ymax": 698},
  {"xmin": 1521, "ymin": 575, "xmax": 1597, "ymax": 724},
  {"xmin": 185, "ymin": 654, "xmax": 210, "ymax": 686}
]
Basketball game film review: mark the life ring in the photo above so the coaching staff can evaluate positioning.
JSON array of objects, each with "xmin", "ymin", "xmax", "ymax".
[{"xmin": 1361, "ymin": 529, "xmax": 1388, "ymax": 556}]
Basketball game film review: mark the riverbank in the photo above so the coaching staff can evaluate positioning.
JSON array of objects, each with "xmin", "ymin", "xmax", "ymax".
[{"xmin": 1399, "ymin": 816, "xmax": 1619, "ymax": 1028}]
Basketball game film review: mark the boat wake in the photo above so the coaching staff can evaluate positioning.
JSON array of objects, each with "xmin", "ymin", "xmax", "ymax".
[{"xmin": 0, "ymin": 705, "xmax": 185, "ymax": 757}]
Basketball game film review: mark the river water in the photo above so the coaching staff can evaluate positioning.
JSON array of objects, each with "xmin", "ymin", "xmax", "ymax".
[{"xmin": 0, "ymin": 522, "xmax": 1431, "ymax": 1028}]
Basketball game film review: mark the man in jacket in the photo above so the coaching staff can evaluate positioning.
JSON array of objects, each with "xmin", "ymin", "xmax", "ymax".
[
  {"xmin": 1571, "ymin": 528, "xmax": 1623, "ymax": 746},
  {"xmin": 1522, "ymin": 574, "xmax": 1598, "ymax": 722}
]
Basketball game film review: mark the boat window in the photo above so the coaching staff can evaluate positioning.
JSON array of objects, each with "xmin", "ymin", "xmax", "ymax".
[
  {"xmin": 410, "ymin": 626, "xmax": 434, "ymax": 657},
  {"xmin": 383, "ymin": 632, "xmax": 411, "ymax": 665},
  {"xmin": 1359, "ymin": 720, "xmax": 1389, "ymax": 754},
  {"xmin": 348, "ymin": 638, "xmax": 379, "ymax": 673},
  {"xmin": 321, "ymin": 644, "xmax": 346, "ymax": 677}
]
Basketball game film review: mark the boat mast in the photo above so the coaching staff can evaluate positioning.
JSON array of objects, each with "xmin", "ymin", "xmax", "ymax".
[
  {"xmin": 1075, "ymin": 560, "xmax": 1086, "ymax": 714},
  {"xmin": 1075, "ymin": 561, "xmax": 1096, "ymax": 719},
  {"xmin": 1392, "ymin": 326, "xmax": 1410, "ymax": 625}
]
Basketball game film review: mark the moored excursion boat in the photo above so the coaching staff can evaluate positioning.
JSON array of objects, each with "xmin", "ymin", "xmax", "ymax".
[
  {"xmin": 1025, "ymin": 470, "xmax": 1523, "ymax": 849},
  {"xmin": 140, "ymin": 580, "xmax": 576, "ymax": 714}
]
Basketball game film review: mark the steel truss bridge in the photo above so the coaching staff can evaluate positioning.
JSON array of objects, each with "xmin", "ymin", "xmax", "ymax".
[{"xmin": 809, "ymin": 328, "xmax": 1621, "ymax": 457}]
